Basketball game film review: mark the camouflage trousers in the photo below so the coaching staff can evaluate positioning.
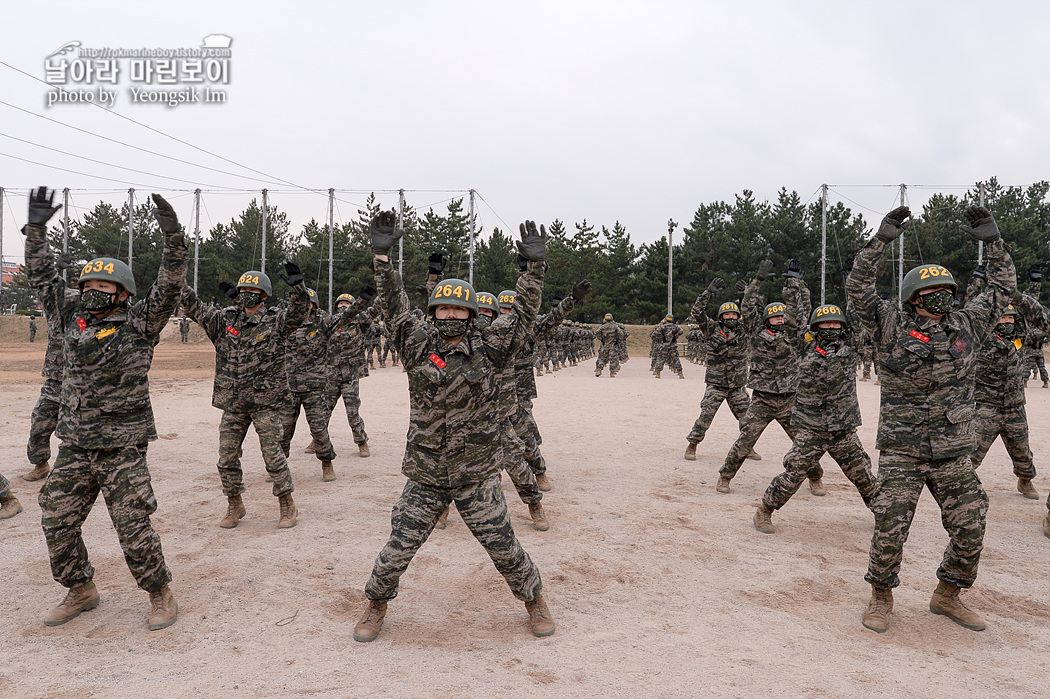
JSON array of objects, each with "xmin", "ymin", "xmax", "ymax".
[
  {"xmin": 218, "ymin": 408, "xmax": 294, "ymax": 498},
  {"xmin": 861, "ymin": 348, "xmax": 875, "ymax": 377},
  {"xmin": 596, "ymin": 346, "xmax": 620, "ymax": 374},
  {"xmin": 280, "ymin": 389, "xmax": 337, "ymax": 461},
  {"xmin": 763, "ymin": 429, "xmax": 875, "ymax": 511},
  {"xmin": 687, "ymin": 384, "xmax": 750, "ymax": 444},
  {"xmin": 381, "ymin": 339, "xmax": 397, "ymax": 363},
  {"xmin": 180, "ymin": 330, "xmax": 189, "ymax": 343},
  {"xmin": 27, "ymin": 378, "xmax": 62, "ymax": 466},
  {"xmin": 1, "ymin": 471, "xmax": 10, "ymax": 499},
  {"xmin": 721, "ymin": 390, "xmax": 809, "ymax": 480},
  {"xmin": 1027, "ymin": 352, "xmax": 1048, "ymax": 382},
  {"xmin": 501, "ymin": 419, "xmax": 541, "ymax": 505},
  {"xmin": 323, "ymin": 378, "xmax": 369, "ymax": 445},
  {"xmin": 39, "ymin": 444, "xmax": 171, "ymax": 592},
  {"xmin": 364, "ymin": 475, "xmax": 543, "ymax": 602},
  {"xmin": 365, "ymin": 343, "xmax": 379, "ymax": 366},
  {"xmin": 664, "ymin": 346, "xmax": 683, "ymax": 372},
  {"xmin": 865, "ymin": 452, "xmax": 988, "ymax": 590},
  {"xmin": 534, "ymin": 342, "xmax": 550, "ymax": 371},
  {"xmin": 971, "ymin": 403, "xmax": 1035, "ymax": 480},
  {"xmin": 511, "ymin": 398, "xmax": 546, "ymax": 475}
]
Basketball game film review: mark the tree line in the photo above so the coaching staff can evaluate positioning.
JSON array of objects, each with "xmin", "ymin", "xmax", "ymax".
[{"xmin": 5, "ymin": 178, "xmax": 1049, "ymax": 321}]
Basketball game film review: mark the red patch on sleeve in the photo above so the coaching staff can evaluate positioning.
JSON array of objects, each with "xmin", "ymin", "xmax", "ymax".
[
  {"xmin": 719, "ymin": 330, "xmax": 728, "ymax": 338},
  {"xmin": 428, "ymin": 353, "xmax": 446, "ymax": 369},
  {"xmin": 226, "ymin": 325, "xmax": 239, "ymax": 336},
  {"xmin": 76, "ymin": 318, "xmax": 87, "ymax": 331},
  {"xmin": 909, "ymin": 330, "xmax": 930, "ymax": 343},
  {"xmin": 814, "ymin": 346, "xmax": 827, "ymax": 356},
  {"xmin": 766, "ymin": 328, "xmax": 777, "ymax": 336}
]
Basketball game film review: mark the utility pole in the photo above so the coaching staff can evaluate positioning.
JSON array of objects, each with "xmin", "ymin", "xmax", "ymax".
[
  {"xmin": 328, "ymin": 188, "xmax": 335, "ymax": 313},
  {"xmin": 667, "ymin": 218, "xmax": 677, "ymax": 316},
  {"xmin": 193, "ymin": 189, "xmax": 201, "ymax": 294},
  {"xmin": 127, "ymin": 188, "xmax": 134, "ymax": 271},
  {"xmin": 261, "ymin": 188, "xmax": 268, "ymax": 274},
  {"xmin": 397, "ymin": 189, "xmax": 405, "ymax": 278},
  {"xmin": 978, "ymin": 182, "xmax": 986, "ymax": 265},
  {"xmin": 468, "ymin": 189, "xmax": 476, "ymax": 285},
  {"xmin": 898, "ymin": 183, "xmax": 906, "ymax": 307},
  {"xmin": 62, "ymin": 188, "xmax": 70, "ymax": 282},
  {"xmin": 821, "ymin": 183, "xmax": 828, "ymax": 305}
]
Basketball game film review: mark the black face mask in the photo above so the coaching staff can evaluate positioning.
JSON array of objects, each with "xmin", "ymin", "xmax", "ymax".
[
  {"xmin": 474, "ymin": 314, "xmax": 493, "ymax": 329},
  {"xmin": 80, "ymin": 288, "xmax": 120, "ymax": 312},
  {"xmin": 721, "ymin": 318, "xmax": 739, "ymax": 329},
  {"xmin": 817, "ymin": 327, "xmax": 843, "ymax": 341},
  {"xmin": 919, "ymin": 289, "xmax": 955, "ymax": 315},
  {"xmin": 434, "ymin": 318, "xmax": 469, "ymax": 339},
  {"xmin": 239, "ymin": 291, "xmax": 263, "ymax": 309},
  {"xmin": 997, "ymin": 322, "xmax": 1015, "ymax": 338}
]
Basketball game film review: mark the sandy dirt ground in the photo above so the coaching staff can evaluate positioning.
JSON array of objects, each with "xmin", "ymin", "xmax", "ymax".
[{"xmin": 1, "ymin": 315, "xmax": 1049, "ymax": 698}]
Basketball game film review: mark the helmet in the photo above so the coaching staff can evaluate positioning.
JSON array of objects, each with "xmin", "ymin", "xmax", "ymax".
[
  {"xmin": 764, "ymin": 303, "xmax": 787, "ymax": 320},
  {"xmin": 718, "ymin": 302, "xmax": 740, "ymax": 318},
  {"xmin": 497, "ymin": 289, "xmax": 516, "ymax": 309},
  {"xmin": 809, "ymin": 304, "xmax": 847, "ymax": 328},
  {"xmin": 901, "ymin": 264, "xmax": 956, "ymax": 302},
  {"xmin": 604, "ymin": 313, "xmax": 613, "ymax": 321},
  {"xmin": 336, "ymin": 293, "xmax": 355, "ymax": 306},
  {"xmin": 306, "ymin": 288, "xmax": 318, "ymax": 307},
  {"xmin": 665, "ymin": 314, "xmax": 674, "ymax": 322},
  {"xmin": 236, "ymin": 270, "xmax": 273, "ymax": 296},
  {"xmin": 1002, "ymin": 304, "xmax": 1017, "ymax": 317},
  {"xmin": 428, "ymin": 278, "xmax": 478, "ymax": 315},
  {"xmin": 476, "ymin": 291, "xmax": 499, "ymax": 316},
  {"xmin": 78, "ymin": 257, "xmax": 136, "ymax": 295}
]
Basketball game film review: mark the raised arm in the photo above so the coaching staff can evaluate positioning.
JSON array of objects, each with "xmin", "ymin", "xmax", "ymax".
[
  {"xmin": 958, "ymin": 207, "xmax": 1016, "ymax": 339},
  {"xmin": 136, "ymin": 194, "xmax": 189, "ymax": 340},
  {"xmin": 22, "ymin": 188, "xmax": 73, "ymax": 324}
]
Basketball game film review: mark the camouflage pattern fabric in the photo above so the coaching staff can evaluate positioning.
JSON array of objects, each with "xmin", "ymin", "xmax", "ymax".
[
  {"xmin": 0, "ymin": 471, "xmax": 10, "ymax": 500},
  {"xmin": 280, "ymin": 306, "xmax": 338, "ymax": 460},
  {"xmin": 686, "ymin": 384, "xmax": 750, "ymax": 444},
  {"xmin": 500, "ymin": 420, "xmax": 541, "ymax": 505},
  {"xmin": 742, "ymin": 277, "xmax": 809, "ymax": 393},
  {"xmin": 364, "ymin": 475, "xmax": 543, "ymax": 602},
  {"xmin": 324, "ymin": 378, "xmax": 369, "ymax": 444},
  {"xmin": 865, "ymin": 453, "xmax": 988, "ymax": 590},
  {"xmin": 217, "ymin": 407, "xmax": 294, "ymax": 497},
  {"xmin": 720, "ymin": 390, "xmax": 809, "ymax": 479},
  {"xmin": 39, "ymin": 443, "xmax": 172, "ymax": 592},
  {"xmin": 179, "ymin": 316, "xmax": 190, "ymax": 342},
  {"xmin": 27, "ymin": 378, "xmax": 61, "ymax": 466},
  {"xmin": 763, "ymin": 428, "xmax": 875, "ymax": 510},
  {"xmin": 324, "ymin": 298, "xmax": 371, "ymax": 444},
  {"xmin": 29, "ymin": 316, "xmax": 37, "ymax": 342},
  {"xmin": 41, "ymin": 294, "xmax": 78, "ymax": 380},
  {"xmin": 595, "ymin": 320, "xmax": 624, "ymax": 373},
  {"xmin": 971, "ymin": 404, "xmax": 1035, "ymax": 479},
  {"xmin": 690, "ymin": 290, "xmax": 748, "ymax": 388},
  {"xmin": 280, "ymin": 390, "xmax": 336, "ymax": 461},
  {"xmin": 792, "ymin": 336, "xmax": 862, "ymax": 434},
  {"xmin": 1011, "ymin": 287, "xmax": 1050, "ymax": 512}
]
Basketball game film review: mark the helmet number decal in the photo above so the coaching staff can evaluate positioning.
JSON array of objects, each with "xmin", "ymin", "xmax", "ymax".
[
  {"xmin": 918, "ymin": 265, "xmax": 950, "ymax": 280},
  {"xmin": 814, "ymin": 305, "xmax": 838, "ymax": 317},
  {"xmin": 238, "ymin": 273, "xmax": 261, "ymax": 286},
  {"xmin": 435, "ymin": 284, "xmax": 470, "ymax": 301},
  {"xmin": 767, "ymin": 304, "xmax": 786, "ymax": 315},
  {"xmin": 81, "ymin": 259, "xmax": 115, "ymax": 275}
]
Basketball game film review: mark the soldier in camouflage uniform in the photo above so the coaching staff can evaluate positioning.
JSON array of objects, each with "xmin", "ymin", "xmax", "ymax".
[
  {"xmin": 179, "ymin": 315, "xmax": 190, "ymax": 342},
  {"xmin": 683, "ymin": 280, "xmax": 751, "ymax": 461},
  {"xmin": 654, "ymin": 315, "xmax": 684, "ymax": 379},
  {"xmin": 278, "ymin": 288, "xmax": 341, "ymax": 481},
  {"xmin": 322, "ymin": 290, "xmax": 374, "ymax": 458},
  {"xmin": 365, "ymin": 314, "xmax": 381, "ymax": 368},
  {"xmin": 353, "ymin": 214, "xmax": 554, "ymax": 643},
  {"xmin": 595, "ymin": 313, "xmax": 625, "ymax": 377},
  {"xmin": 717, "ymin": 260, "xmax": 817, "ymax": 493},
  {"xmin": 181, "ymin": 263, "xmax": 309, "ymax": 530},
  {"xmin": 753, "ymin": 304, "xmax": 876, "ymax": 534},
  {"xmin": 25, "ymin": 187, "xmax": 183, "ymax": 630},
  {"xmin": 649, "ymin": 319, "xmax": 664, "ymax": 374},
  {"xmin": 1, "ymin": 471, "xmax": 23, "ymax": 519},
  {"xmin": 1022, "ymin": 265, "xmax": 1048, "ymax": 386},
  {"xmin": 849, "ymin": 205, "xmax": 1014, "ymax": 634},
  {"xmin": 29, "ymin": 314, "xmax": 37, "ymax": 342},
  {"xmin": 617, "ymin": 323, "xmax": 630, "ymax": 364}
]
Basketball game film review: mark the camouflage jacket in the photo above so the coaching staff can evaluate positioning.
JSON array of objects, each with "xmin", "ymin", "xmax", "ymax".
[
  {"xmin": 515, "ymin": 296, "xmax": 576, "ymax": 402},
  {"xmin": 327, "ymin": 298, "xmax": 371, "ymax": 384},
  {"xmin": 284, "ymin": 307, "xmax": 333, "ymax": 392},
  {"xmin": 41, "ymin": 289, "xmax": 81, "ymax": 380},
  {"xmin": 691, "ymin": 290, "xmax": 748, "ymax": 388},
  {"xmin": 182, "ymin": 283, "xmax": 309, "ymax": 412},
  {"xmin": 742, "ymin": 278, "xmax": 809, "ymax": 394},
  {"xmin": 847, "ymin": 237, "xmax": 1015, "ymax": 459},
  {"xmin": 792, "ymin": 336, "xmax": 862, "ymax": 433},
  {"xmin": 597, "ymin": 320, "xmax": 625, "ymax": 347},
  {"xmin": 25, "ymin": 223, "xmax": 187, "ymax": 449},
  {"xmin": 968, "ymin": 277, "xmax": 1026, "ymax": 408},
  {"xmin": 378, "ymin": 258, "xmax": 544, "ymax": 488}
]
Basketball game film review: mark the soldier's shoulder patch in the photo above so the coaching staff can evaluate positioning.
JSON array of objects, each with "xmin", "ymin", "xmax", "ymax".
[
  {"xmin": 814, "ymin": 346, "xmax": 827, "ymax": 356},
  {"xmin": 909, "ymin": 330, "xmax": 930, "ymax": 343},
  {"xmin": 428, "ymin": 353, "xmax": 446, "ymax": 369},
  {"xmin": 76, "ymin": 318, "xmax": 87, "ymax": 331},
  {"xmin": 226, "ymin": 325, "xmax": 239, "ymax": 336}
]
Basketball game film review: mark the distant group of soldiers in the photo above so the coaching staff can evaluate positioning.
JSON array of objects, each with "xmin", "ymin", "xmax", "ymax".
[{"xmin": 5, "ymin": 189, "xmax": 1050, "ymax": 643}]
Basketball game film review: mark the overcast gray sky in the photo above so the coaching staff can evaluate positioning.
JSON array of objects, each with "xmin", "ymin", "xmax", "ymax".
[{"xmin": 2, "ymin": 0, "xmax": 1049, "ymax": 264}]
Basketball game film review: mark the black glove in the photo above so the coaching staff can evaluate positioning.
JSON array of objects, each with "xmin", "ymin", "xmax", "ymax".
[
  {"xmin": 27, "ymin": 186, "xmax": 62, "ymax": 229},
  {"xmin": 840, "ymin": 257, "xmax": 854, "ymax": 279},
  {"xmin": 218, "ymin": 281, "xmax": 238, "ymax": 299},
  {"xmin": 516, "ymin": 220, "xmax": 546, "ymax": 262},
  {"xmin": 428, "ymin": 251, "xmax": 446, "ymax": 276},
  {"xmin": 550, "ymin": 292, "xmax": 564, "ymax": 308},
  {"xmin": 370, "ymin": 210, "xmax": 404, "ymax": 256},
  {"xmin": 1029, "ymin": 263, "xmax": 1044, "ymax": 282},
  {"xmin": 735, "ymin": 280, "xmax": 747, "ymax": 294},
  {"xmin": 360, "ymin": 284, "xmax": 377, "ymax": 303},
  {"xmin": 875, "ymin": 206, "xmax": 911, "ymax": 242},
  {"xmin": 961, "ymin": 206, "xmax": 999, "ymax": 243},
  {"xmin": 571, "ymin": 279, "xmax": 592, "ymax": 301},
  {"xmin": 516, "ymin": 254, "xmax": 529, "ymax": 273},
  {"xmin": 280, "ymin": 260, "xmax": 304, "ymax": 286},
  {"xmin": 972, "ymin": 264, "xmax": 986, "ymax": 280},
  {"xmin": 785, "ymin": 259, "xmax": 803, "ymax": 279},
  {"xmin": 151, "ymin": 193, "xmax": 184, "ymax": 245},
  {"xmin": 55, "ymin": 252, "xmax": 73, "ymax": 271},
  {"xmin": 706, "ymin": 278, "xmax": 725, "ymax": 294},
  {"xmin": 756, "ymin": 259, "xmax": 774, "ymax": 281}
]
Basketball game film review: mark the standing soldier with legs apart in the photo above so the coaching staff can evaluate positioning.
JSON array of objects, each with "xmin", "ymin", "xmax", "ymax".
[
  {"xmin": 753, "ymin": 304, "xmax": 876, "ymax": 533},
  {"xmin": 683, "ymin": 278, "xmax": 751, "ymax": 461},
  {"xmin": 25, "ymin": 187, "xmax": 185, "ymax": 630},
  {"xmin": 595, "ymin": 313, "xmax": 625, "ymax": 377},
  {"xmin": 715, "ymin": 259, "xmax": 814, "ymax": 491},
  {"xmin": 848, "ymin": 205, "xmax": 1014, "ymax": 634},
  {"xmin": 322, "ymin": 290, "xmax": 374, "ymax": 459},
  {"xmin": 180, "ymin": 262, "xmax": 309, "ymax": 529},
  {"xmin": 29, "ymin": 314, "xmax": 37, "ymax": 342},
  {"xmin": 1022, "ymin": 265, "xmax": 1048, "ymax": 387},
  {"xmin": 354, "ymin": 214, "xmax": 554, "ymax": 643}
]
